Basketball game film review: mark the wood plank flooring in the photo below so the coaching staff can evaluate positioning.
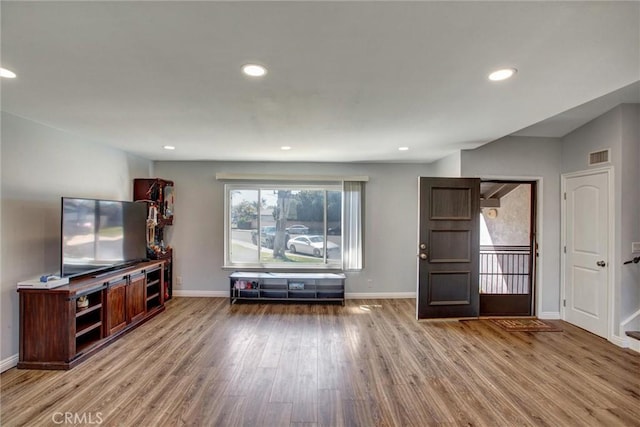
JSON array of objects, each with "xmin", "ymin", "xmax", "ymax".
[{"xmin": 2, "ymin": 298, "xmax": 639, "ymax": 426}]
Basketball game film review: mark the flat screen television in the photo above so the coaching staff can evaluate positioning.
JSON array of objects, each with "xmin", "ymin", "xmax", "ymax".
[{"xmin": 61, "ymin": 197, "xmax": 147, "ymax": 278}]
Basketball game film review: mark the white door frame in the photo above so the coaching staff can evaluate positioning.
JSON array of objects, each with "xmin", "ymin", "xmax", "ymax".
[{"xmin": 561, "ymin": 167, "xmax": 615, "ymax": 341}]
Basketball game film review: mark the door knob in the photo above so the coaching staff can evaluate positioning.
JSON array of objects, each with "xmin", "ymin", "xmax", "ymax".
[
  {"xmin": 419, "ymin": 253, "xmax": 428, "ymax": 260},
  {"xmin": 596, "ymin": 260, "xmax": 606, "ymax": 267}
]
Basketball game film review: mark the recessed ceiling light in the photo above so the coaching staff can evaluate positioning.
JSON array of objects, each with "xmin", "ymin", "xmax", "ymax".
[
  {"xmin": 0, "ymin": 68, "xmax": 17, "ymax": 78},
  {"xmin": 242, "ymin": 64, "xmax": 267, "ymax": 77},
  {"xmin": 281, "ymin": 146, "xmax": 292, "ymax": 151},
  {"xmin": 163, "ymin": 145, "xmax": 176, "ymax": 150},
  {"xmin": 398, "ymin": 147, "xmax": 409, "ymax": 151},
  {"xmin": 488, "ymin": 68, "xmax": 517, "ymax": 81}
]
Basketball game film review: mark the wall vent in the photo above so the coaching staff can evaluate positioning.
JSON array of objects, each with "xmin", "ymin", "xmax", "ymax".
[{"xmin": 588, "ymin": 149, "xmax": 610, "ymax": 166}]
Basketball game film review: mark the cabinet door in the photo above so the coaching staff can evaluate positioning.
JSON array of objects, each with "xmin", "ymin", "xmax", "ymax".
[
  {"xmin": 106, "ymin": 279, "xmax": 127, "ymax": 335},
  {"xmin": 127, "ymin": 273, "xmax": 146, "ymax": 324}
]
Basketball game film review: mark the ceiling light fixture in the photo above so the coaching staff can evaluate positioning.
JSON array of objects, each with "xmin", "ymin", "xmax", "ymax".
[
  {"xmin": 488, "ymin": 68, "xmax": 517, "ymax": 81},
  {"xmin": 398, "ymin": 147, "xmax": 409, "ymax": 151},
  {"xmin": 163, "ymin": 145, "xmax": 176, "ymax": 150},
  {"xmin": 242, "ymin": 64, "xmax": 267, "ymax": 77},
  {"xmin": 0, "ymin": 68, "xmax": 17, "ymax": 78},
  {"xmin": 281, "ymin": 146, "xmax": 292, "ymax": 151}
]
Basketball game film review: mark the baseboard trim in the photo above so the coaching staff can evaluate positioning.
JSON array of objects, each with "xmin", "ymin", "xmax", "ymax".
[
  {"xmin": 609, "ymin": 334, "xmax": 628, "ymax": 348},
  {"xmin": 1, "ymin": 353, "xmax": 19, "ymax": 373},
  {"xmin": 173, "ymin": 290, "xmax": 228, "ymax": 298},
  {"xmin": 346, "ymin": 292, "xmax": 416, "ymax": 299},
  {"xmin": 173, "ymin": 291, "xmax": 417, "ymax": 299},
  {"xmin": 538, "ymin": 311, "xmax": 561, "ymax": 320},
  {"xmin": 627, "ymin": 336, "xmax": 640, "ymax": 353}
]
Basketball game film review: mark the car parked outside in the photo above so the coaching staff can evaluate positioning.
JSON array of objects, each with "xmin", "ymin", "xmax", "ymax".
[
  {"xmin": 286, "ymin": 224, "xmax": 309, "ymax": 235},
  {"xmin": 251, "ymin": 226, "xmax": 290, "ymax": 249},
  {"xmin": 327, "ymin": 225, "xmax": 341, "ymax": 235},
  {"xmin": 287, "ymin": 235, "xmax": 339, "ymax": 258}
]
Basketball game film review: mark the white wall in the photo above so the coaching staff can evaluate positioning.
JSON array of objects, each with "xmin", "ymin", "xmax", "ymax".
[
  {"xmin": 561, "ymin": 104, "xmax": 640, "ymax": 336},
  {"xmin": 620, "ymin": 105, "xmax": 640, "ymax": 327},
  {"xmin": 0, "ymin": 112, "xmax": 153, "ymax": 365},
  {"xmin": 153, "ymin": 161, "xmax": 435, "ymax": 296},
  {"xmin": 430, "ymin": 151, "xmax": 461, "ymax": 177},
  {"xmin": 0, "ymin": 113, "xmax": 3, "ymax": 366},
  {"xmin": 461, "ymin": 136, "xmax": 563, "ymax": 317}
]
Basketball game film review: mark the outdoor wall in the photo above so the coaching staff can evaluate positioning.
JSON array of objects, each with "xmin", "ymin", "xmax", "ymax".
[
  {"xmin": 561, "ymin": 104, "xmax": 640, "ymax": 335},
  {"xmin": 481, "ymin": 184, "xmax": 531, "ymax": 246},
  {"xmin": 461, "ymin": 136, "xmax": 562, "ymax": 317},
  {"xmin": 153, "ymin": 161, "xmax": 435, "ymax": 297},
  {"xmin": 0, "ymin": 112, "xmax": 152, "ymax": 367}
]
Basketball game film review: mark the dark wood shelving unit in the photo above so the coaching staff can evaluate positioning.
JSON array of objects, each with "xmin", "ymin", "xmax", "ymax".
[
  {"xmin": 75, "ymin": 321, "xmax": 102, "ymax": 338},
  {"xmin": 18, "ymin": 260, "xmax": 166, "ymax": 370},
  {"xmin": 75, "ymin": 303, "xmax": 102, "ymax": 318},
  {"xmin": 76, "ymin": 333, "xmax": 103, "ymax": 355},
  {"xmin": 145, "ymin": 265, "xmax": 163, "ymax": 311},
  {"xmin": 73, "ymin": 286, "xmax": 105, "ymax": 355},
  {"xmin": 146, "ymin": 292, "xmax": 160, "ymax": 301},
  {"xmin": 134, "ymin": 178, "xmax": 174, "ymax": 300}
]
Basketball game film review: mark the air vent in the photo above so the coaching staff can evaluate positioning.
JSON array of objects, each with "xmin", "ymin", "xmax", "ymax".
[{"xmin": 589, "ymin": 149, "xmax": 610, "ymax": 165}]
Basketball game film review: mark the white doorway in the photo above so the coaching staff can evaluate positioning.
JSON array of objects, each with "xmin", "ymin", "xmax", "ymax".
[{"xmin": 562, "ymin": 168, "xmax": 613, "ymax": 339}]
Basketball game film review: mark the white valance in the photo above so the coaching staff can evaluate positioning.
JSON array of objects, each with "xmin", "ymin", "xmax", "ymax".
[{"xmin": 215, "ymin": 173, "xmax": 369, "ymax": 182}]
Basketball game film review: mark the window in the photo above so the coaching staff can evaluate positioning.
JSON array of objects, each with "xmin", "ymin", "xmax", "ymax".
[{"xmin": 224, "ymin": 181, "xmax": 363, "ymax": 270}]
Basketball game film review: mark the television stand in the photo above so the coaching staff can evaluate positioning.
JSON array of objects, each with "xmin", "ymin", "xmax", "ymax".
[{"xmin": 18, "ymin": 260, "xmax": 167, "ymax": 370}]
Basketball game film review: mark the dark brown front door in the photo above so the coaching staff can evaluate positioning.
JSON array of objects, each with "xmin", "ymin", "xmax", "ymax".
[{"xmin": 418, "ymin": 177, "xmax": 480, "ymax": 319}]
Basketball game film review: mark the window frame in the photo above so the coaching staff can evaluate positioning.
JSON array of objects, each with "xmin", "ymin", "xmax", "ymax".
[{"xmin": 224, "ymin": 183, "xmax": 344, "ymax": 270}]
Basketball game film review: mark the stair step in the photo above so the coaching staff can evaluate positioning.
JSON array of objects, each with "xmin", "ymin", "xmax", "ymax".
[{"xmin": 625, "ymin": 331, "xmax": 640, "ymax": 340}]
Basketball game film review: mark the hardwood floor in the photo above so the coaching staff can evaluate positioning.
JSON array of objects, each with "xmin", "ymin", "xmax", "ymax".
[{"xmin": 2, "ymin": 298, "xmax": 639, "ymax": 426}]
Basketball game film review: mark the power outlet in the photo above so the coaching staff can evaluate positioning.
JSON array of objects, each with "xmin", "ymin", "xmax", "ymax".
[
  {"xmin": 176, "ymin": 276, "xmax": 183, "ymax": 287},
  {"xmin": 632, "ymin": 242, "xmax": 640, "ymax": 254}
]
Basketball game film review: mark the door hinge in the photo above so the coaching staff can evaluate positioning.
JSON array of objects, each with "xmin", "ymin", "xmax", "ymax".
[
  {"xmin": 563, "ymin": 299, "xmax": 566, "ymax": 307},
  {"xmin": 564, "ymin": 192, "xmax": 566, "ymax": 200},
  {"xmin": 564, "ymin": 246, "xmax": 566, "ymax": 253}
]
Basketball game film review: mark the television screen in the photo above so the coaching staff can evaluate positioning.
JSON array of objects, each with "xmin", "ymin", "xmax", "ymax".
[{"xmin": 61, "ymin": 197, "xmax": 147, "ymax": 277}]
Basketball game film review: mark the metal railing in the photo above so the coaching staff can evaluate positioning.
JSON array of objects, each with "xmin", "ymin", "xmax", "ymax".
[{"xmin": 480, "ymin": 245, "xmax": 531, "ymax": 294}]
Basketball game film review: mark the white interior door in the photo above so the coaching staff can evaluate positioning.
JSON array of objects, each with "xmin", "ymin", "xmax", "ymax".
[{"xmin": 563, "ymin": 169, "xmax": 611, "ymax": 338}]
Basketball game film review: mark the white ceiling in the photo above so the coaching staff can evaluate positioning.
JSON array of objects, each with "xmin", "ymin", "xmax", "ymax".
[{"xmin": 2, "ymin": 1, "xmax": 639, "ymax": 163}]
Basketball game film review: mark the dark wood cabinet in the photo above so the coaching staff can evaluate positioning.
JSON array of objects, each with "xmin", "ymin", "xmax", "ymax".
[
  {"xmin": 18, "ymin": 260, "xmax": 166, "ymax": 370},
  {"xmin": 154, "ymin": 248, "xmax": 173, "ymax": 300},
  {"xmin": 145, "ymin": 265, "xmax": 164, "ymax": 311},
  {"xmin": 134, "ymin": 178, "xmax": 174, "ymax": 300},
  {"xmin": 133, "ymin": 178, "xmax": 174, "ymax": 225},
  {"xmin": 75, "ymin": 288, "xmax": 105, "ymax": 355}
]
